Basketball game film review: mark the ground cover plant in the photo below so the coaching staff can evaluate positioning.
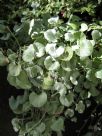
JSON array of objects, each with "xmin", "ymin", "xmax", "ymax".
[{"xmin": 0, "ymin": 0, "xmax": 102, "ymax": 136}]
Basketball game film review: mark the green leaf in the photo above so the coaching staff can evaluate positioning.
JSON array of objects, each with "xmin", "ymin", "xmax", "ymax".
[
  {"xmin": 90, "ymin": 87, "xmax": 100, "ymax": 97},
  {"xmin": 29, "ymin": 92, "xmax": 47, "ymax": 107},
  {"xmin": 91, "ymin": 30, "xmax": 101, "ymax": 41},
  {"xmin": 44, "ymin": 56, "xmax": 60, "ymax": 70},
  {"xmin": 51, "ymin": 118, "xmax": 64, "ymax": 132},
  {"xmin": 0, "ymin": 24, "xmax": 6, "ymax": 33},
  {"xmin": 22, "ymin": 44, "xmax": 35, "ymax": 62},
  {"xmin": 44, "ymin": 29, "xmax": 57, "ymax": 43},
  {"xmin": 75, "ymin": 101, "xmax": 85, "ymax": 114},
  {"xmin": 8, "ymin": 63, "xmax": 21, "ymax": 76},
  {"xmin": 45, "ymin": 43, "xmax": 64, "ymax": 58},
  {"xmin": 36, "ymin": 123, "xmax": 46, "ymax": 133}
]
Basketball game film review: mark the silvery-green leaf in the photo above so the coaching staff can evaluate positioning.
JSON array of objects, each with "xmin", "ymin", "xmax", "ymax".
[
  {"xmin": 64, "ymin": 33, "xmax": 74, "ymax": 42},
  {"xmin": 28, "ymin": 19, "xmax": 34, "ymax": 35},
  {"xmin": 60, "ymin": 46, "xmax": 73, "ymax": 61},
  {"xmin": 22, "ymin": 44, "xmax": 35, "ymax": 62},
  {"xmin": 95, "ymin": 69, "xmax": 102, "ymax": 79},
  {"xmin": 44, "ymin": 56, "xmax": 60, "ymax": 70},
  {"xmin": 44, "ymin": 29, "xmax": 57, "ymax": 43},
  {"xmin": 34, "ymin": 42, "xmax": 45, "ymax": 57},
  {"xmin": 29, "ymin": 92, "xmax": 47, "ymax": 108},
  {"xmin": 8, "ymin": 62, "xmax": 21, "ymax": 76},
  {"xmin": 75, "ymin": 101, "xmax": 85, "ymax": 114},
  {"xmin": 65, "ymin": 109, "xmax": 74, "ymax": 118},
  {"xmin": 48, "ymin": 16, "xmax": 59, "ymax": 24},
  {"xmin": 7, "ymin": 74, "xmax": 20, "ymax": 89},
  {"xmin": 59, "ymin": 95, "xmax": 69, "ymax": 107},
  {"xmin": 54, "ymin": 82, "xmax": 67, "ymax": 96},
  {"xmin": 11, "ymin": 118, "xmax": 20, "ymax": 132},
  {"xmin": 60, "ymin": 92, "xmax": 74, "ymax": 107},
  {"xmin": 51, "ymin": 118, "xmax": 64, "ymax": 132},
  {"xmin": 45, "ymin": 43, "xmax": 64, "ymax": 58},
  {"xmin": 70, "ymin": 76, "xmax": 78, "ymax": 85},
  {"xmin": 91, "ymin": 30, "xmax": 101, "ymax": 41},
  {"xmin": 77, "ymin": 39, "xmax": 93, "ymax": 58},
  {"xmin": 70, "ymin": 71, "xmax": 79, "ymax": 85},
  {"xmin": 80, "ymin": 23, "xmax": 88, "ymax": 32},
  {"xmin": 16, "ymin": 70, "xmax": 32, "ymax": 89},
  {"xmin": 25, "ymin": 65, "xmax": 43, "ymax": 78},
  {"xmin": 61, "ymin": 61, "xmax": 71, "ymax": 72},
  {"xmin": 42, "ymin": 75, "xmax": 54, "ymax": 90}
]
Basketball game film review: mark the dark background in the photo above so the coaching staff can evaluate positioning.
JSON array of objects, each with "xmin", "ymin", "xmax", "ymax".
[{"xmin": 0, "ymin": 67, "xmax": 18, "ymax": 136}]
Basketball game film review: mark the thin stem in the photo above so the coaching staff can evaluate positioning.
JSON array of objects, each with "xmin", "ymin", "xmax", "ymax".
[
  {"xmin": 7, "ymin": 26, "xmax": 22, "ymax": 61},
  {"xmin": 7, "ymin": 26, "xmax": 21, "ymax": 48},
  {"xmin": 26, "ymin": 112, "xmax": 46, "ymax": 134}
]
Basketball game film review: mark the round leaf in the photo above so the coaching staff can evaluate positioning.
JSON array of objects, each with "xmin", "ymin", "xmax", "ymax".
[
  {"xmin": 44, "ymin": 29, "xmax": 57, "ymax": 43},
  {"xmin": 44, "ymin": 56, "xmax": 60, "ymax": 70},
  {"xmin": 29, "ymin": 92, "xmax": 47, "ymax": 108},
  {"xmin": 91, "ymin": 30, "xmax": 101, "ymax": 41},
  {"xmin": 8, "ymin": 63, "xmax": 21, "ymax": 76},
  {"xmin": 22, "ymin": 44, "xmax": 35, "ymax": 62}
]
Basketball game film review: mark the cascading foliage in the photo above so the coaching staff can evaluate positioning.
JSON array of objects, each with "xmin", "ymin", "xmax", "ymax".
[{"xmin": 0, "ymin": 0, "xmax": 102, "ymax": 136}]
